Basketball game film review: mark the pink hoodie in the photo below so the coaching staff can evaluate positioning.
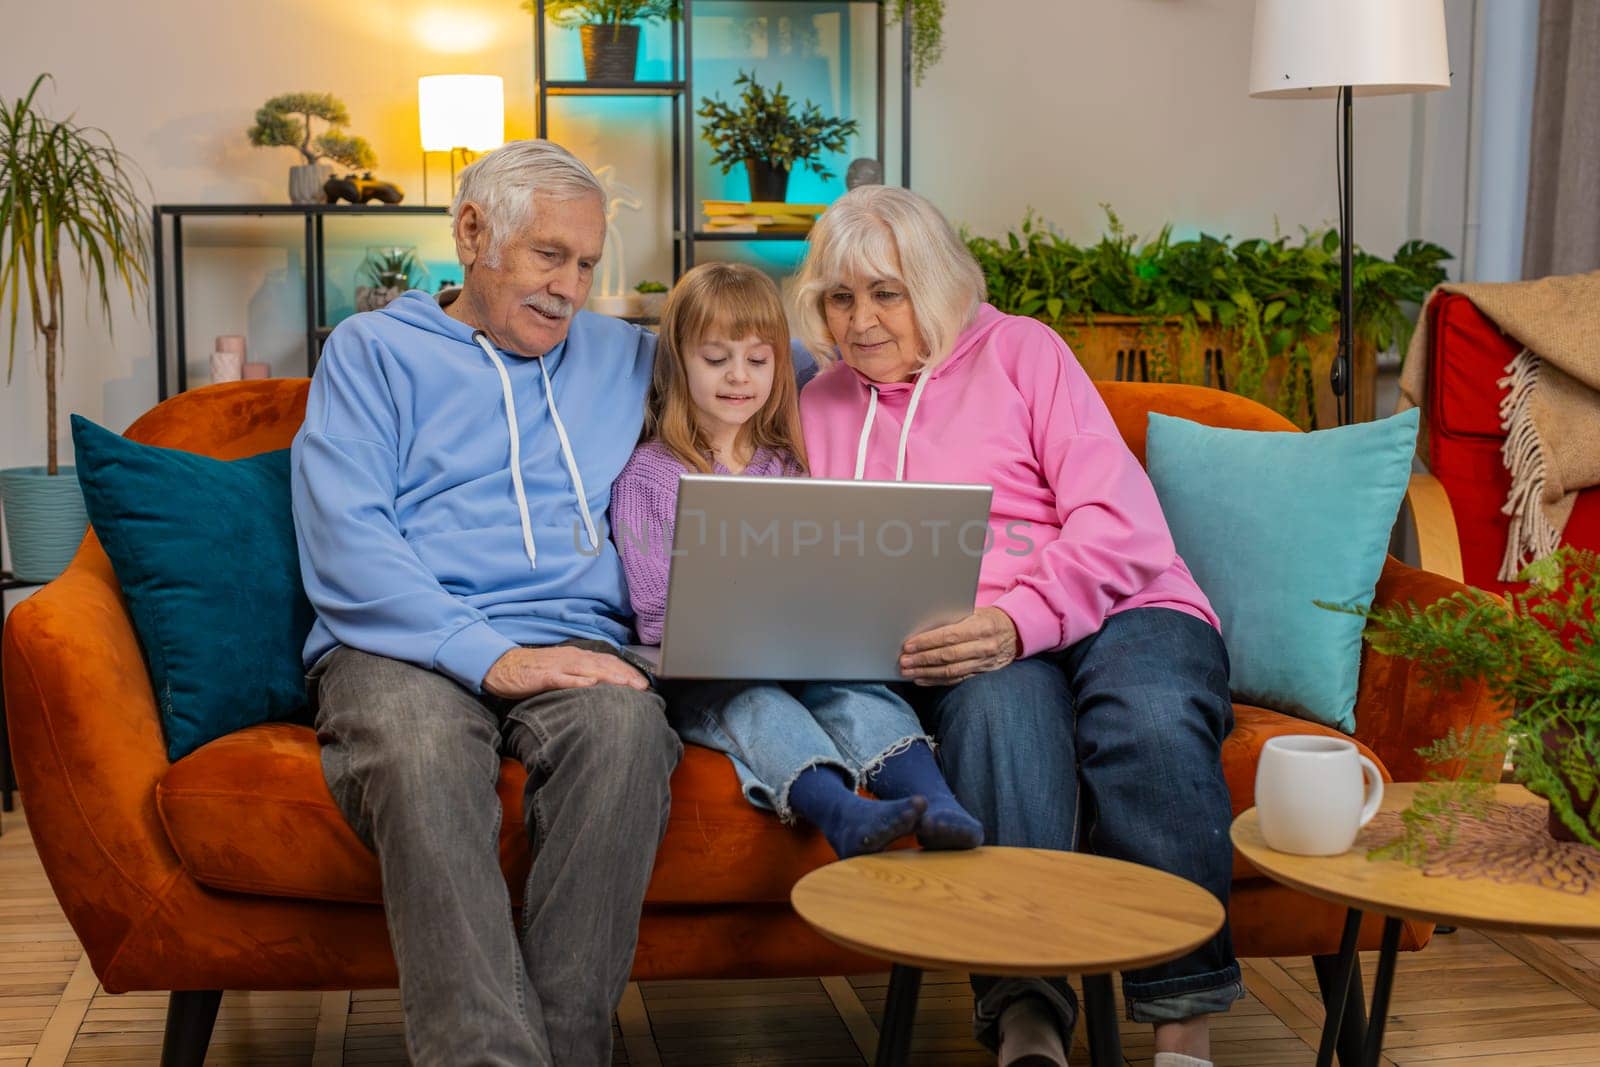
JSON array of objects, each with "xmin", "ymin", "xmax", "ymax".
[{"xmin": 799, "ymin": 303, "xmax": 1218, "ymax": 658}]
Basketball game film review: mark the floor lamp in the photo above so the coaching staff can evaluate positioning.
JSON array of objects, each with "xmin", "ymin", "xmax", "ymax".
[{"xmin": 1249, "ymin": 0, "xmax": 1451, "ymax": 426}]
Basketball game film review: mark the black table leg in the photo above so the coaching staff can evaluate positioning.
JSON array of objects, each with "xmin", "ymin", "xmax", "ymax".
[
  {"xmin": 875, "ymin": 964, "xmax": 921, "ymax": 1067},
  {"xmin": 1316, "ymin": 907, "xmax": 1366, "ymax": 1067},
  {"xmin": 1361, "ymin": 917, "xmax": 1403, "ymax": 1067},
  {"xmin": 1083, "ymin": 973, "xmax": 1121, "ymax": 1067}
]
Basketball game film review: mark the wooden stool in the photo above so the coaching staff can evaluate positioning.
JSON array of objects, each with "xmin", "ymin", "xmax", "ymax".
[{"xmin": 791, "ymin": 846, "xmax": 1225, "ymax": 1066}]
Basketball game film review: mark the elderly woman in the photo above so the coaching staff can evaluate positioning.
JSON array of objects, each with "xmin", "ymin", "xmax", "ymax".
[{"xmin": 795, "ymin": 185, "xmax": 1239, "ymax": 1067}]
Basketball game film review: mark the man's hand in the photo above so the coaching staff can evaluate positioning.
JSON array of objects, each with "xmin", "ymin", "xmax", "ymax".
[
  {"xmin": 899, "ymin": 606, "xmax": 1021, "ymax": 686},
  {"xmin": 483, "ymin": 646, "xmax": 650, "ymax": 699}
]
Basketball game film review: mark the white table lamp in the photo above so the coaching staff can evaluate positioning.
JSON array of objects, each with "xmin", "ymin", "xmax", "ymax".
[{"xmin": 418, "ymin": 75, "xmax": 506, "ymax": 203}]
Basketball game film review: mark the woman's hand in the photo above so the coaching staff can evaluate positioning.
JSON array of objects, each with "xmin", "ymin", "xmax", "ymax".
[{"xmin": 899, "ymin": 606, "xmax": 1021, "ymax": 686}]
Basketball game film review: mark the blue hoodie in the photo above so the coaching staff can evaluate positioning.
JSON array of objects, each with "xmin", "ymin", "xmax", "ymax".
[{"xmin": 291, "ymin": 290, "xmax": 655, "ymax": 692}]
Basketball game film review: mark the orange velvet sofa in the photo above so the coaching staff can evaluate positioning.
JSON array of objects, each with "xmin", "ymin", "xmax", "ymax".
[{"xmin": 3, "ymin": 378, "xmax": 1501, "ymax": 1065}]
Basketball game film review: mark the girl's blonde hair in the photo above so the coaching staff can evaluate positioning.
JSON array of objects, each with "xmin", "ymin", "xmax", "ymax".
[
  {"xmin": 645, "ymin": 262, "xmax": 809, "ymax": 474},
  {"xmin": 792, "ymin": 184, "xmax": 986, "ymax": 371}
]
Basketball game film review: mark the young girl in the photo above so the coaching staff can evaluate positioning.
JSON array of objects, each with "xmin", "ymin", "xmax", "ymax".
[{"xmin": 612, "ymin": 262, "xmax": 983, "ymax": 859}]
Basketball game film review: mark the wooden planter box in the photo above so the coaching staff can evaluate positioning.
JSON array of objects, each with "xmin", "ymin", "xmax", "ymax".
[{"xmin": 1047, "ymin": 315, "xmax": 1377, "ymax": 429}]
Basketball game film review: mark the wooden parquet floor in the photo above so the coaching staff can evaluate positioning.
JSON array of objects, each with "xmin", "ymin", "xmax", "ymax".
[{"xmin": 4, "ymin": 803, "xmax": 1599, "ymax": 1066}]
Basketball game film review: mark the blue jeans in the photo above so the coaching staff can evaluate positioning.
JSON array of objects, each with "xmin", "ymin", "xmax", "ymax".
[
  {"xmin": 666, "ymin": 680, "xmax": 930, "ymax": 820},
  {"xmin": 904, "ymin": 607, "xmax": 1242, "ymax": 1047}
]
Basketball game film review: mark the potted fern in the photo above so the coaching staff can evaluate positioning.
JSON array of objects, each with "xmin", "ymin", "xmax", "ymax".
[
  {"xmin": 246, "ymin": 92, "xmax": 376, "ymax": 204},
  {"xmin": 1, "ymin": 74, "xmax": 149, "ymax": 580},
  {"xmin": 1337, "ymin": 546, "xmax": 1599, "ymax": 848},
  {"xmin": 528, "ymin": 1, "xmax": 681, "ymax": 82},
  {"xmin": 698, "ymin": 70, "xmax": 859, "ymax": 203}
]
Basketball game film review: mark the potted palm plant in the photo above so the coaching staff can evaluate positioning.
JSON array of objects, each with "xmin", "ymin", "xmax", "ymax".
[
  {"xmin": 529, "ymin": 1, "xmax": 681, "ymax": 82},
  {"xmin": 1, "ymin": 74, "xmax": 148, "ymax": 581},
  {"xmin": 1334, "ymin": 546, "xmax": 1599, "ymax": 848},
  {"xmin": 698, "ymin": 70, "xmax": 859, "ymax": 203}
]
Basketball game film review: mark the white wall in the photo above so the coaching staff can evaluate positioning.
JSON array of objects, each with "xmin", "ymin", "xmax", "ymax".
[{"xmin": 1, "ymin": 0, "xmax": 1488, "ymax": 570}]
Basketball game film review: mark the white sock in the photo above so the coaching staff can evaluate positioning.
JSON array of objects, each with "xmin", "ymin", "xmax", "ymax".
[
  {"xmin": 998, "ymin": 997, "xmax": 1068, "ymax": 1066},
  {"xmin": 1153, "ymin": 1053, "xmax": 1213, "ymax": 1067}
]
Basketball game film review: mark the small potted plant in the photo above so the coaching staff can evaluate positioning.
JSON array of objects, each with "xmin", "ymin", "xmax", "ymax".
[
  {"xmin": 355, "ymin": 246, "xmax": 429, "ymax": 313},
  {"xmin": 1, "ymin": 74, "xmax": 149, "ymax": 580},
  {"xmin": 247, "ymin": 92, "xmax": 376, "ymax": 204},
  {"xmin": 529, "ymin": 0, "xmax": 681, "ymax": 82},
  {"xmin": 635, "ymin": 279, "xmax": 668, "ymax": 318},
  {"xmin": 698, "ymin": 70, "xmax": 859, "ymax": 203},
  {"xmin": 1331, "ymin": 546, "xmax": 1599, "ymax": 847}
]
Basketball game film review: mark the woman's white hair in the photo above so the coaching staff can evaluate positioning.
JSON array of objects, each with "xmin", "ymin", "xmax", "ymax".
[
  {"xmin": 793, "ymin": 184, "xmax": 986, "ymax": 369},
  {"xmin": 451, "ymin": 140, "xmax": 604, "ymax": 266}
]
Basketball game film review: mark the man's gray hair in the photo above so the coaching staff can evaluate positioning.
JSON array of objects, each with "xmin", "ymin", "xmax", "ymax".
[{"xmin": 451, "ymin": 140, "xmax": 605, "ymax": 266}]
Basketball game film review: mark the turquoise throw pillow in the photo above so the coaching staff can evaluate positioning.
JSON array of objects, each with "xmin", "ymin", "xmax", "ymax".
[
  {"xmin": 71, "ymin": 415, "xmax": 314, "ymax": 761},
  {"xmin": 1144, "ymin": 408, "xmax": 1419, "ymax": 733}
]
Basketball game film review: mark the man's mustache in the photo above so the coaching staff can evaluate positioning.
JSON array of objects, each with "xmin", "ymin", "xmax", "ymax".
[{"xmin": 523, "ymin": 294, "xmax": 574, "ymax": 319}]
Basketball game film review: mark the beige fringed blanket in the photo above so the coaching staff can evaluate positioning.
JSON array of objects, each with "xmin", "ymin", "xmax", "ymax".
[{"xmin": 1398, "ymin": 271, "xmax": 1600, "ymax": 581}]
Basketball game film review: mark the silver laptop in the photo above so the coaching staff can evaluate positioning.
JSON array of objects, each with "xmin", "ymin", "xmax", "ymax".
[{"xmin": 625, "ymin": 475, "xmax": 993, "ymax": 680}]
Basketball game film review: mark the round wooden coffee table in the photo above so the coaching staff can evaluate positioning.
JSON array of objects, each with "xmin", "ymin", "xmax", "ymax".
[
  {"xmin": 1233, "ymin": 783, "xmax": 1600, "ymax": 1067},
  {"xmin": 790, "ymin": 846, "xmax": 1225, "ymax": 1067}
]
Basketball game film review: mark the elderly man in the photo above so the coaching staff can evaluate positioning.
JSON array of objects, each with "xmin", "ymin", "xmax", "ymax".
[{"xmin": 291, "ymin": 140, "xmax": 680, "ymax": 1065}]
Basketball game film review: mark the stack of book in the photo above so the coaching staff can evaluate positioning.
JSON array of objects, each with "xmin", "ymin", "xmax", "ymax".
[{"xmin": 702, "ymin": 200, "xmax": 827, "ymax": 234}]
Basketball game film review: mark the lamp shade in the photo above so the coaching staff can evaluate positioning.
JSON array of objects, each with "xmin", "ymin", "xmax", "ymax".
[
  {"xmin": 1249, "ymin": 0, "xmax": 1450, "ymax": 99},
  {"xmin": 418, "ymin": 75, "xmax": 505, "ymax": 151}
]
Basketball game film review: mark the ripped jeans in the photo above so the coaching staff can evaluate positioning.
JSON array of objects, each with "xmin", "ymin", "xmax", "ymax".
[{"xmin": 665, "ymin": 680, "xmax": 929, "ymax": 819}]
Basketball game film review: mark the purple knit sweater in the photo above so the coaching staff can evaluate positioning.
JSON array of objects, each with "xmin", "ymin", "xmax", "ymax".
[{"xmin": 613, "ymin": 440, "xmax": 803, "ymax": 644}]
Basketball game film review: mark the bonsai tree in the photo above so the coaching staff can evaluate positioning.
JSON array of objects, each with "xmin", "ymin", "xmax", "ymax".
[
  {"xmin": 698, "ymin": 70, "xmax": 859, "ymax": 189},
  {"xmin": 1, "ymin": 74, "xmax": 149, "ymax": 475},
  {"xmin": 529, "ymin": 0, "xmax": 679, "ymax": 36},
  {"xmin": 1327, "ymin": 546, "xmax": 1600, "ymax": 848},
  {"xmin": 247, "ymin": 92, "xmax": 376, "ymax": 170}
]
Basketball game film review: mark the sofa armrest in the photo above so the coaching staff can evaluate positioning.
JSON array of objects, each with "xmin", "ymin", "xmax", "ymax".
[
  {"xmin": 1404, "ymin": 472, "xmax": 1464, "ymax": 583},
  {"xmin": 1351, "ymin": 557, "xmax": 1510, "ymax": 781},
  {"xmin": 2, "ymin": 536, "xmax": 184, "ymax": 971}
]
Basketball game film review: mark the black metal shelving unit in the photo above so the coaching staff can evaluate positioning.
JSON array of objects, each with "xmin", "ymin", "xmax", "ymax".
[
  {"xmin": 150, "ymin": 203, "xmax": 449, "ymax": 401},
  {"xmin": 532, "ymin": 0, "xmax": 912, "ymax": 277}
]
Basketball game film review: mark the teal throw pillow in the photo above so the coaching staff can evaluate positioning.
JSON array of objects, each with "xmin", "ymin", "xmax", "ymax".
[
  {"xmin": 71, "ymin": 415, "xmax": 314, "ymax": 760},
  {"xmin": 1144, "ymin": 408, "xmax": 1419, "ymax": 733}
]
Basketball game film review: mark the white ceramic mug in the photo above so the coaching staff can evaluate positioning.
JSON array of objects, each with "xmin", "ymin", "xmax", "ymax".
[{"xmin": 1255, "ymin": 735, "xmax": 1384, "ymax": 855}]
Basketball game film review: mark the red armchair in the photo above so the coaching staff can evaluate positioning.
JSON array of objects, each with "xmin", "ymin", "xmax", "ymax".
[{"xmin": 1421, "ymin": 292, "xmax": 1600, "ymax": 593}]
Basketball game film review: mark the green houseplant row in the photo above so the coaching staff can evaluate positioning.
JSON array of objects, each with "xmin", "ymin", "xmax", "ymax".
[{"xmin": 966, "ymin": 209, "xmax": 1451, "ymax": 426}]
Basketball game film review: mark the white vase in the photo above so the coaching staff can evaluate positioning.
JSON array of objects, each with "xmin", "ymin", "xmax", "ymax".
[{"xmin": 289, "ymin": 163, "xmax": 332, "ymax": 205}]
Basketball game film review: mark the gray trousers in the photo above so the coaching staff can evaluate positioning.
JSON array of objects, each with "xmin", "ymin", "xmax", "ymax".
[{"xmin": 310, "ymin": 641, "xmax": 682, "ymax": 1066}]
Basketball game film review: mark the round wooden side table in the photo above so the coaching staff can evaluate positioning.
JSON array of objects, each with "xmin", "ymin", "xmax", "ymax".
[
  {"xmin": 1233, "ymin": 782, "xmax": 1600, "ymax": 1067},
  {"xmin": 790, "ymin": 846, "xmax": 1225, "ymax": 1067}
]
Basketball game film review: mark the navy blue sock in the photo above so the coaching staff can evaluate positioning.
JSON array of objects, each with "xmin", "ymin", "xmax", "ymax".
[
  {"xmin": 868, "ymin": 741, "xmax": 984, "ymax": 850},
  {"xmin": 786, "ymin": 765, "xmax": 925, "ymax": 860}
]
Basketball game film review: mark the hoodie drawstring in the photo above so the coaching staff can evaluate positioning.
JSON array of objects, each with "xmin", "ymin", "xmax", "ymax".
[
  {"xmin": 852, "ymin": 371, "xmax": 931, "ymax": 482},
  {"xmin": 473, "ymin": 331, "xmax": 599, "ymax": 571}
]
